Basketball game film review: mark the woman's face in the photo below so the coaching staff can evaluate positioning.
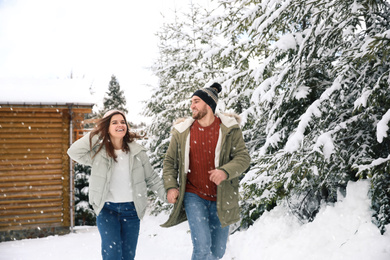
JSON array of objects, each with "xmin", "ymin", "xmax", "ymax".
[{"xmin": 108, "ymin": 114, "xmax": 127, "ymax": 140}]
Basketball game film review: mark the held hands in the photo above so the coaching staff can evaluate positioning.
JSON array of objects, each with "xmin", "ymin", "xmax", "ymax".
[
  {"xmin": 167, "ymin": 188, "xmax": 179, "ymax": 204},
  {"xmin": 209, "ymin": 169, "xmax": 228, "ymax": 186}
]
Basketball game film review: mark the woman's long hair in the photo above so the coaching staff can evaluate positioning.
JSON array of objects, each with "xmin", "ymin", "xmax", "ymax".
[{"xmin": 89, "ymin": 110, "xmax": 142, "ymax": 162}]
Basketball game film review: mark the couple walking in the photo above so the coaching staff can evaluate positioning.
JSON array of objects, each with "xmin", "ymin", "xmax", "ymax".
[{"xmin": 67, "ymin": 82, "xmax": 251, "ymax": 260}]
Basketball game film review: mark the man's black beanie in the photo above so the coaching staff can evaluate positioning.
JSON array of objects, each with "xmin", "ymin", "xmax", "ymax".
[{"xmin": 192, "ymin": 83, "xmax": 222, "ymax": 113}]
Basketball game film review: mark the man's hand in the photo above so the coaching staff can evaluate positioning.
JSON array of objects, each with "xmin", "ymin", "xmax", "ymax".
[
  {"xmin": 167, "ymin": 188, "xmax": 179, "ymax": 204},
  {"xmin": 209, "ymin": 169, "xmax": 227, "ymax": 185}
]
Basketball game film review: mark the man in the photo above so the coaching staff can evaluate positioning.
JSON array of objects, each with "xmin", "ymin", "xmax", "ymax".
[{"xmin": 161, "ymin": 82, "xmax": 251, "ymax": 260}]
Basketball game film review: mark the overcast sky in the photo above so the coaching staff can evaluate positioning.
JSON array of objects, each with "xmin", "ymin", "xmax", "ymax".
[{"xmin": 0, "ymin": 0, "xmax": 197, "ymax": 123}]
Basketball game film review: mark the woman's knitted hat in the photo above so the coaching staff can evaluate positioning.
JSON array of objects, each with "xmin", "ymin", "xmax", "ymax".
[
  {"xmin": 192, "ymin": 83, "xmax": 222, "ymax": 113},
  {"xmin": 103, "ymin": 109, "xmax": 124, "ymax": 118}
]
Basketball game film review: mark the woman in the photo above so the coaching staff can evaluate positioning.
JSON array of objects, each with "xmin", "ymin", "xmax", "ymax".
[{"xmin": 67, "ymin": 110, "xmax": 166, "ymax": 260}]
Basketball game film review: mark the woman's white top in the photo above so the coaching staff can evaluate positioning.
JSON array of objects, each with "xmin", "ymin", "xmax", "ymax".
[{"xmin": 105, "ymin": 149, "xmax": 133, "ymax": 203}]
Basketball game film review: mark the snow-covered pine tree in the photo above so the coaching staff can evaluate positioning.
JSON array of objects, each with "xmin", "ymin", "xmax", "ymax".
[
  {"xmin": 144, "ymin": 3, "xmax": 223, "ymax": 171},
  {"xmin": 144, "ymin": 10, "xmax": 190, "ymax": 171},
  {"xmin": 206, "ymin": 0, "xmax": 390, "ymax": 231},
  {"xmin": 202, "ymin": 1, "xmax": 259, "ymax": 115},
  {"xmin": 74, "ymin": 162, "xmax": 96, "ymax": 226},
  {"xmin": 101, "ymin": 74, "xmax": 128, "ymax": 115},
  {"xmin": 351, "ymin": 0, "xmax": 390, "ymax": 233},
  {"xmin": 147, "ymin": 0, "xmax": 390, "ymax": 233}
]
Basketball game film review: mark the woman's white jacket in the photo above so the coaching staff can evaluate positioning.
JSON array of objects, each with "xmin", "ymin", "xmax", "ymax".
[{"xmin": 67, "ymin": 132, "xmax": 166, "ymax": 218}]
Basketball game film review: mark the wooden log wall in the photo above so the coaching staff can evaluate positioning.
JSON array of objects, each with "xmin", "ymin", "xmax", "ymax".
[{"xmin": 0, "ymin": 105, "xmax": 91, "ymax": 240}]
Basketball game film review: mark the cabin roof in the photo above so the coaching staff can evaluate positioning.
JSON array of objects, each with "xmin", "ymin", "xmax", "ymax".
[{"xmin": 0, "ymin": 77, "xmax": 97, "ymax": 106}]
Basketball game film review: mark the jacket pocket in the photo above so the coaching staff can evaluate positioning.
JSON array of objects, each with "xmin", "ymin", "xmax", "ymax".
[
  {"xmin": 133, "ymin": 169, "xmax": 146, "ymax": 185},
  {"xmin": 132, "ymin": 156, "xmax": 146, "ymax": 184},
  {"xmin": 88, "ymin": 174, "xmax": 106, "ymax": 208},
  {"xmin": 220, "ymin": 178, "xmax": 239, "ymax": 210},
  {"xmin": 133, "ymin": 181, "xmax": 148, "ymax": 218},
  {"xmin": 134, "ymin": 179, "xmax": 147, "ymax": 198}
]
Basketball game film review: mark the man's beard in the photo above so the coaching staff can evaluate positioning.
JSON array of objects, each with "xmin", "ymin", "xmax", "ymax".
[{"xmin": 192, "ymin": 107, "xmax": 207, "ymax": 120}]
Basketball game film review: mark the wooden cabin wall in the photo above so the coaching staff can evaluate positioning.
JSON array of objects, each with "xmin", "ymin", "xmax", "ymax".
[{"xmin": 0, "ymin": 106, "xmax": 91, "ymax": 241}]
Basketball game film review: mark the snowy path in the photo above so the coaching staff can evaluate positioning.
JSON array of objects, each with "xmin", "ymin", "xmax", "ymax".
[
  {"xmin": 0, "ymin": 213, "xmax": 194, "ymax": 260},
  {"xmin": 1, "ymin": 181, "xmax": 390, "ymax": 260}
]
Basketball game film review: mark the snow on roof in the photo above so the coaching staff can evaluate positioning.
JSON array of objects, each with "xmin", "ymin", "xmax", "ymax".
[{"xmin": 0, "ymin": 77, "xmax": 97, "ymax": 106}]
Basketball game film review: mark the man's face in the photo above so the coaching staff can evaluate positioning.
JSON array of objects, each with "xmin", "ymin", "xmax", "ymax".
[{"xmin": 190, "ymin": 96, "xmax": 208, "ymax": 120}]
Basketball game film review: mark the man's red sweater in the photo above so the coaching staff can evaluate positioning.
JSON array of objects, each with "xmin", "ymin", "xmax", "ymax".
[{"xmin": 186, "ymin": 117, "xmax": 221, "ymax": 201}]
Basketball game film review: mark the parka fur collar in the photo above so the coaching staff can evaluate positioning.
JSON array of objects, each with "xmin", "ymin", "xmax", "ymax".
[{"xmin": 172, "ymin": 112, "xmax": 241, "ymax": 133}]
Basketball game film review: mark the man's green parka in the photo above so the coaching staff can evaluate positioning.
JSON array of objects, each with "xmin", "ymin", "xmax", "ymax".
[{"xmin": 161, "ymin": 112, "xmax": 251, "ymax": 228}]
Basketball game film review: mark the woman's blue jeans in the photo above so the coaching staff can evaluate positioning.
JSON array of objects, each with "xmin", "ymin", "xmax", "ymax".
[
  {"xmin": 96, "ymin": 202, "xmax": 140, "ymax": 260},
  {"xmin": 184, "ymin": 192, "xmax": 230, "ymax": 260}
]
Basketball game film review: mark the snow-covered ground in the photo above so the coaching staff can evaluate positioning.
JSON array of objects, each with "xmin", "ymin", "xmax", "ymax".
[{"xmin": 1, "ymin": 180, "xmax": 390, "ymax": 260}]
